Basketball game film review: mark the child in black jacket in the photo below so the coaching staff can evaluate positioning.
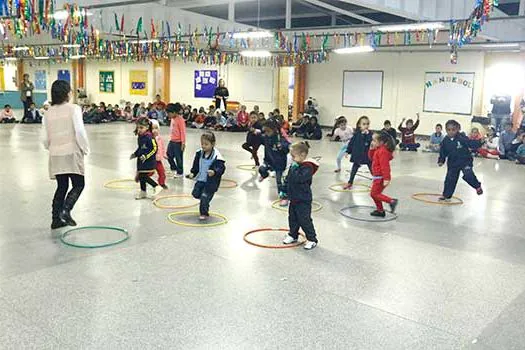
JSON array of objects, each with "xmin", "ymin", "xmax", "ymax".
[
  {"xmin": 345, "ymin": 116, "xmax": 373, "ymax": 189},
  {"xmin": 187, "ymin": 131, "xmax": 226, "ymax": 220},
  {"xmin": 130, "ymin": 117, "xmax": 162, "ymax": 200},
  {"xmin": 304, "ymin": 116, "xmax": 322, "ymax": 140},
  {"xmin": 241, "ymin": 111, "xmax": 263, "ymax": 167},
  {"xmin": 282, "ymin": 141, "xmax": 319, "ymax": 250},
  {"xmin": 438, "ymin": 119, "xmax": 483, "ymax": 201}
]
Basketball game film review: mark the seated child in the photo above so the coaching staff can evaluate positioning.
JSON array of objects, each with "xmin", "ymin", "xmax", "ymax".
[
  {"xmin": 468, "ymin": 127, "xmax": 484, "ymax": 154},
  {"xmin": 22, "ymin": 102, "xmax": 42, "ymax": 124},
  {"xmin": 499, "ymin": 123, "xmax": 516, "ymax": 159},
  {"xmin": 39, "ymin": 101, "xmax": 50, "ymax": 116},
  {"xmin": 423, "ymin": 124, "xmax": 444, "ymax": 153},
  {"xmin": 304, "ymin": 116, "xmax": 322, "ymax": 140},
  {"xmin": 516, "ymin": 134, "xmax": 525, "ymax": 164},
  {"xmin": 192, "ymin": 108, "xmax": 206, "ymax": 129},
  {"xmin": 382, "ymin": 120, "xmax": 399, "ymax": 146},
  {"xmin": 290, "ymin": 113, "xmax": 306, "ymax": 136},
  {"xmin": 204, "ymin": 110, "xmax": 219, "ymax": 129},
  {"xmin": 258, "ymin": 112, "xmax": 265, "ymax": 122},
  {"xmin": 398, "ymin": 114, "xmax": 421, "ymax": 151},
  {"xmin": 236, "ymin": 105, "xmax": 249, "ymax": 132},
  {"xmin": 225, "ymin": 111, "xmax": 238, "ymax": 131},
  {"xmin": 294, "ymin": 114, "xmax": 311, "ymax": 138},
  {"xmin": 506, "ymin": 130, "xmax": 525, "ymax": 161},
  {"xmin": 0, "ymin": 105, "xmax": 17, "ymax": 123},
  {"xmin": 478, "ymin": 127, "xmax": 500, "ymax": 159},
  {"xmin": 123, "ymin": 106, "xmax": 133, "ymax": 121}
]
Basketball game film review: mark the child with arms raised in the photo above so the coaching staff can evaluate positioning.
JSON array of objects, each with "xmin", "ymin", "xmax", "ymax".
[{"xmin": 399, "ymin": 114, "xmax": 421, "ymax": 151}]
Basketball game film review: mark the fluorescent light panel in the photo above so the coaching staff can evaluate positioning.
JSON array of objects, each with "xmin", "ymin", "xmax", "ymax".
[
  {"xmin": 375, "ymin": 22, "xmax": 445, "ymax": 32},
  {"xmin": 70, "ymin": 55, "xmax": 86, "ymax": 59},
  {"xmin": 138, "ymin": 39, "xmax": 159, "ymax": 44},
  {"xmin": 62, "ymin": 44, "xmax": 81, "ymax": 48},
  {"xmin": 34, "ymin": 56, "xmax": 50, "ymax": 60},
  {"xmin": 334, "ymin": 46, "xmax": 375, "ymax": 54},
  {"xmin": 13, "ymin": 46, "xmax": 30, "ymax": 51},
  {"xmin": 233, "ymin": 31, "xmax": 273, "ymax": 39},
  {"xmin": 481, "ymin": 43, "xmax": 520, "ymax": 48},
  {"xmin": 240, "ymin": 50, "xmax": 272, "ymax": 58}
]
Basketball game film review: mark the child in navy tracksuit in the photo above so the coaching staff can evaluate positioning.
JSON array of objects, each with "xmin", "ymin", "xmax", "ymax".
[
  {"xmin": 345, "ymin": 116, "xmax": 373, "ymax": 189},
  {"xmin": 187, "ymin": 131, "xmax": 226, "ymax": 220},
  {"xmin": 282, "ymin": 141, "xmax": 319, "ymax": 250},
  {"xmin": 438, "ymin": 120, "xmax": 483, "ymax": 201},
  {"xmin": 241, "ymin": 111, "xmax": 263, "ymax": 167},
  {"xmin": 130, "ymin": 117, "xmax": 162, "ymax": 200},
  {"xmin": 259, "ymin": 119, "xmax": 290, "ymax": 205}
]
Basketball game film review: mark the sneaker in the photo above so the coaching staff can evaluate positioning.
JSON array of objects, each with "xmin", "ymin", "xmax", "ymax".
[
  {"xmin": 438, "ymin": 196, "xmax": 451, "ymax": 202},
  {"xmin": 370, "ymin": 210, "xmax": 386, "ymax": 217},
  {"xmin": 135, "ymin": 191, "xmax": 147, "ymax": 200},
  {"xmin": 153, "ymin": 186, "xmax": 163, "ymax": 196},
  {"xmin": 343, "ymin": 183, "xmax": 353, "ymax": 190},
  {"xmin": 282, "ymin": 235, "xmax": 298, "ymax": 244},
  {"xmin": 174, "ymin": 173, "xmax": 184, "ymax": 179},
  {"xmin": 389, "ymin": 199, "xmax": 399, "ymax": 213},
  {"xmin": 161, "ymin": 184, "xmax": 169, "ymax": 190},
  {"xmin": 334, "ymin": 169, "xmax": 341, "ymax": 173},
  {"xmin": 199, "ymin": 215, "xmax": 209, "ymax": 221},
  {"xmin": 476, "ymin": 187, "xmax": 483, "ymax": 195},
  {"xmin": 258, "ymin": 176, "xmax": 267, "ymax": 182},
  {"xmin": 303, "ymin": 241, "xmax": 318, "ymax": 250},
  {"xmin": 279, "ymin": 199, "xmax": 289, "ymax": 207}
]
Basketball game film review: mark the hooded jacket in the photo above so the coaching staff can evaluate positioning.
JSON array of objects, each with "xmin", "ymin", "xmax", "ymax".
[
  {"xmin": 134, "ymin": 131, "xmax": 158, "ymax": 172},
  {"xmin": 438, "ymin": 132, "xmax": 473, "ymax": 168},
  {"xmin": 346, "ymin": 129, "xmax": 372, "ymax": 164},
  {"xmin": 263, "ymin": 133, "xmax": 290, "ymax": 171},
  {"xmin": 190, "ymin": 148, "xmax": 226, "ymax": 193},
  {"xmin": 368, "ymin": 145, "xmax": 393, "ymax": 181},
  {"xmin": 287, "ymin": 158, "xmax": 319, "ymax": 202}
]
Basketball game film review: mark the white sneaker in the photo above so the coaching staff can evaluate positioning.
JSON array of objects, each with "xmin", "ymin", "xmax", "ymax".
[
  {"xmin": 279, "ymin": 199, "xmax": 289, "ymax": 207},
  {"xmin": 153, "ymin": 186, "xmax": 163, "ymax": 196},
  {"xmin": 283, "ymin": 235, "xmax": 298, "ymax": 244},
  {"xmin": 135, "ymin": 191, "xmax": 147, "ymax": 200},
  {"xmin": 303, "ymin": 241, "xmax": 318, "ymax": 250},
  {"xmin": 174, "ymin": 173, "xmax": 184, "ymax": 178}
]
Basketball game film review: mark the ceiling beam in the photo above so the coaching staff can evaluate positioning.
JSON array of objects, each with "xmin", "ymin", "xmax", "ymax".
[
  {"xmin": 333, "ymin": 0, "xmax": 422, "ymax": 20},
  {"xmin": 237, "ymin": 12, "xmax": 331, "ymax": 21},
  {"xmin": 166, "ymin": 0, "xmax": 252, "ymax": 8},
  {"xmin": 301, "ymin": 0, "xmax": 379, "ymax": 24},
  {"xmin": 286, "ymin": 0, "xmax": 292, "ymax": 29}
]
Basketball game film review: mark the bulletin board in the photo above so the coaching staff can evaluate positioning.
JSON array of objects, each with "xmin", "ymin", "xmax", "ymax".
[
  {"xmin": 243, "ymin": 70, "xmax": 273, "ymax": 102},
  {"xmin": 58, "ymin": 70, "xmax": 70, "ymax": 83},
  {"xmin": 194, "ymin": 70, "xmax": 218, "ymax": 98},
  {"xmin": 423, "ymin": 72, "xmax": 475, "ymax": 115},
  {"xmin": 35, "ymin": 70, "xmax": 47, "ymax": 91},
  {"xmin": 130, "ymin": 70, "xmax": 148, "ymax": 95},
  {"xmin": 99, "ymin": 71, "xmax": 115, "ymax": 93},
  {"xmin": 342, "ymin": 70, "xmax": 384, "ymax": 109}
]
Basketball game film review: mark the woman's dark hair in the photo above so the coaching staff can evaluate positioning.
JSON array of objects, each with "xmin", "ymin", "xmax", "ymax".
[
  {"xmin": 378, "ymin": 131, "xmax": 396, "ymax": 152},
  {"xmin": 51, "ymin": 80, "xmax": 71, "ymax": 105},
  {"xmin": 355, "ymin": 115, "xmax": 370, "ymax": 130},
  {"xmin": 201, "ymin": 131, "xmax": 216, "ymax": 145},
  {"xmin": 445, "ymin": 119, "xmax": 461, "ymax": 129}
]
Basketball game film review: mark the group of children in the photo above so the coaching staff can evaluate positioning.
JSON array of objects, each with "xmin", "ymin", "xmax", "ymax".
[{"xmin": 0, "ymin": 102, "xmax": 48, "ymax": 124}]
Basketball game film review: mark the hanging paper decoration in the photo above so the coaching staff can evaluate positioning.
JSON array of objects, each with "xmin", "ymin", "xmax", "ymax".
[
  {"xmin": 114, "ymin": 13, "xmax": 119, "ymax": 32},
  {"xmin": 136, "ymin": 16, "xmax": 142, "ymax": 36}
]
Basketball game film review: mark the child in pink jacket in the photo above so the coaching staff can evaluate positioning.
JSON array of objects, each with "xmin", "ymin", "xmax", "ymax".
[{"xmin": 151, "ymin": 120, "xmax": 168, "ymax": 189}]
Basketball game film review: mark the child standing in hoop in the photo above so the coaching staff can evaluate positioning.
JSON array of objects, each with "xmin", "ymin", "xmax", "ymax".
[
  {"xmin": 344, "ymin": 116, "xmax": 372, "ymax": 190},
  {"xmin": 368, "ymin": 132, "xmax": 399, "ymax": 217},
  {"xmin": 131, "ymin": 117, "xmax": 163, "ymax": 200}
]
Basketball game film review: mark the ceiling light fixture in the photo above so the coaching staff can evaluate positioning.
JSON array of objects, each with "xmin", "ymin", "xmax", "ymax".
[
  {"xmin": 334, "ymin": 45, "xmax": 375, "ymax": 54},
  {"xmin": 240, "ymin": 50, "xmax": 272, "ymax": 58},
  {"xmin": 374, "ymin": 22, "xmax": 445, "ymax": 32},
  {"xmin": 233, "ymin": 31, "xmax": 273, "ymax": 39},
  {"xmin": 62, "ymin": 44, "xmax": 81, "ymax": 48},
  {"xmin": 13, "ymin": 46, "xmax": 30, "ymax": 51},
  {"xmin": 138, "ymin": 39, "xmax": 160, "ymax": 44},
  {"xmin": 70, "ymin": 55, "xmax": 86, "ymax": 59},
  {"xmin": 5, "ymin": 57, "xmax": 18, "ymax": 61},
  {"xmin": 480, "ymin": 43, "xmax": 520, "ymax": 48},
  {"xmin": 54, "ymin": 9, "xmax": 92, "ymax": 20},
  {"xmin": 34, "ymin": 56, "xmax": 50, "ymax": 60}
]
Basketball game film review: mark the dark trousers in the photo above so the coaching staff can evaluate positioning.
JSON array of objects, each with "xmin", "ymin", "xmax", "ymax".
[
  {"xmin": 289, "ymin": 201, "xmax": 317, "ymax": 243},
  {"xmin": 138, "ymin": 173, "xmax": 158, "ymax": 191},
  {"xmin": 53, "ymin": 174, "xmax": 85, "ymax": 219},
  {"xmin": 242, "ymin": 142, "xmax": 261, "ymax": 166},
  {"xmin": 259, "ymin": 164, "xmax": 285, "ymax": 196},
  {"xmin": 167, "ymin": 141, "xmax": 184, "ymax": 175},
  {"xmin": 348, "ymin": 161, "xmax": 372, "ymax": 184},
  {"xmin": 192, "ymin": 181, "xmax": 215, "ymax": 215},
  {"xmin": 400, "ymin": 143, "xmax": 421, "ymax": 150},
  {"xmin": 443, "ymin": 164, "xmax": 481, "ymax": 198},
  {"xmin": 22, "ymin": 97, "xmax": 33, "ymax": 113}
]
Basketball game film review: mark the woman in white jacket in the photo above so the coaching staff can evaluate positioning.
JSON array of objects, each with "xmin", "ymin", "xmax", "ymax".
[{"xmin": 43, "ymin": 80, "xmax": 89, "ymax": 229}]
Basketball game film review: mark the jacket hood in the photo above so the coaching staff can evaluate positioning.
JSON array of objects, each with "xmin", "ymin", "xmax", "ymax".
[
  {"xmin": 198, "ymin": 148, "xmax": 225, "ymax": 162},
  {"xmin": 303, "ymin": 158, "xmax": 320, "ymax": 175}
]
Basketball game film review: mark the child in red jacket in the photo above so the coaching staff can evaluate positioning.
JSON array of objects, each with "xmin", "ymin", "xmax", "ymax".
[{"xmin": 368, "ymin": 132, "xmax": 399, "ymax": 217}]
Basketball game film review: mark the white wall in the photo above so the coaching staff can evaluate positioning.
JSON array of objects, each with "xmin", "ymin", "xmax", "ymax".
[
  {"xmin": 23, "ymin": 60, "xmax": 73, "ymax": 98},
  {"xmin": 307, "ymin": 51, "xmax": 485, "ymax": 134}
]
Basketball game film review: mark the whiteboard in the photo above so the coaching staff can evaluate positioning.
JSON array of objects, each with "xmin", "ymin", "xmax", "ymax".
[
  {"xmin": 243, "ymin": 70, "xmax": 274, "ymax": 102},
  {"xmin": 423, "ymin": 72, "xmax": 475, "ymax": 115},
  {"xmin": 342, "ymin": 71, "xmax": 384, "ymax": 109}
]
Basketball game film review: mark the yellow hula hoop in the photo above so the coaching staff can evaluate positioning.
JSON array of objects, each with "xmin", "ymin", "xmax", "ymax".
[
  {"xmin": 219, "ymin": 179, "xmax": 238, "ymax": 189},
  {"xmin": 271, "ymin": 200, "xmax": 323, "ymax": 213},
  {"xmin": 411, "ymin": 193, "xmax": 464, "ymax": 205},
  {"xmin": 153, "ymin": 194, "xmax": 199, "ymax": 210},
  {"xmin": 236, "ymin": 164, "xmax": 258, "ymax": 172},
  {"xmin": 329, "ymin": 183, "xmax": 370, "ymax": 193},
  {"xmin": 167, "ymin": 211, "xmax": 228, "ymax": 227},
  {"xmin": 104, "ymin": 179, "xmax": 138, "ymax": 190}
]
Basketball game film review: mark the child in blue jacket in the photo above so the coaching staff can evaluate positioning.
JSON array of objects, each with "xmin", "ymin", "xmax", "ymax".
[
  {"xmin": 187, "ymin": 131, "xmax": 226, "ymax": 220},
  {"xmin": 438, "ymin": 120, "xmax": 483, "ymax": 201},
  {"xmin": 131, "ymin": 117, "xmax": 162, "ymax": 200},
  {"xmin": 345, "ymin": 116, "xmax": 373, "ymax": 189},
  {"xmin": 259, "ymin": 119, "xmax": 290, "ymax": 205},
  {"xmin": 282, "ymin": 141, "xmax": 319, "ymax": 250}
]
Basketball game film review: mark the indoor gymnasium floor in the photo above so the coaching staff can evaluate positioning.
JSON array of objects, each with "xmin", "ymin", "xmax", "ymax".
[{"xmin": 0, "ymin": 122, "xmax": 524, "ymax": 350}]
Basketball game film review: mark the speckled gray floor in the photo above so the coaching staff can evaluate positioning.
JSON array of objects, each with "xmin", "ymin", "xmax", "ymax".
[{"xmin": 0, "ymin": 123, "xmax": 524, "ymax": 349}]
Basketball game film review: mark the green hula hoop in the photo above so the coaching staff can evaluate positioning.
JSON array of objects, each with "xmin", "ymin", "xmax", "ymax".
[{"xmin": 60, "ymin": 226, "xmax": 130, "ymax": 249}]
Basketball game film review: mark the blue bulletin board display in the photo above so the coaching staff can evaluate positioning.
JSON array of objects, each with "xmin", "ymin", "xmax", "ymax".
[
  {"xmin": 58, "ymin": 70, "xmax": 71, "ymax": 83},
  {"xmin": 34, "ymin": 70, "xmax": 47, "ymax": 91},
  {"xmin": 194, "ymin": 70, "xmax": 218, "ymax": 98}
]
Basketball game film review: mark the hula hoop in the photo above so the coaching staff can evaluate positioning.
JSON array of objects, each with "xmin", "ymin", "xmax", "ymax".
[
  {"xmin": 167, "ymin": 211, "xmax": 228, "ymax": 227},
  {"xmin": 411, "ymin": 193, "xmax": 464, "ymax": 205},
  {"xmin": 243, "ymin": 228, "xmax": 306, "ymax": 249},
  {"xmin": 271, "ymin": 200, "xmax": 323, "ymax": 213},
  {"xmin": 236, "ymin": 164, "xmax": 258, "ymax": 172},
  {"xmin": 153, "ymin": 194, "xmax": 199, "ymax": 210},
  {"xmin": 60, "ymin": 226, "xmax": 130, "ymax": 249},
  {"xmin": 219, "ymin": 179, "xmax": 238, "ymax": 189},
  {"xmin": 104, "ymin": 179, "xmax": 137, "ymax": 190},
  {"xmin": 340, "ymin": 206, "xmax": 398, "ymax": 222},
  {"xmin": 329, "ymin": 183, "xmax": 370, "ymax": 193}
]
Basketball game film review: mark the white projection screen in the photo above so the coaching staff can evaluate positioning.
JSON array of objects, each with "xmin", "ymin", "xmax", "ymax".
[
  {"xmin": 423, "ymin": 72, "xmax": 475, "ymax": 115},
  {"xmin": 342, "ymin": 70, "xmax": 384, "ymax": 109}
]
